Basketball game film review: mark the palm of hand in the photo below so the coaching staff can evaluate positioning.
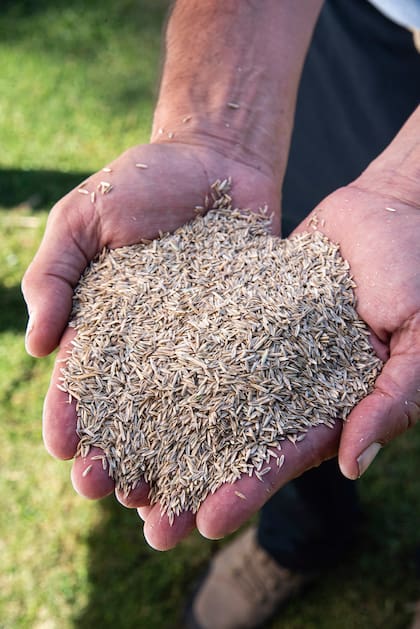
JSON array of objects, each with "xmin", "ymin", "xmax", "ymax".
[
  {"xmin": 293, "ymin": 183, "xmax": 420, "ymax": 480},
  {"xmin": 82, "ymin": 142, "xmax": 280, "ymax": 248}
]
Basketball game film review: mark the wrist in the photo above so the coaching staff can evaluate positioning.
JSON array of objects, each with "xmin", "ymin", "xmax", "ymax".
[
  {"xmin": 151, "ymin": 103, "xmax": 286, "ymax": 182},
  {"xmin": 151, "ymin": 0, "xmax": 323, "ymax": 187},
  {"xmin": 354, "ymin": 106, "xmax": 420, "ymax": 208}
]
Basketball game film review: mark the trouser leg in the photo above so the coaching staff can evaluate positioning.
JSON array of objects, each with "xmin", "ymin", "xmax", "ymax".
[{"xmin": 257, "ymin": 459, "xmax": 361, "ymax": 572}]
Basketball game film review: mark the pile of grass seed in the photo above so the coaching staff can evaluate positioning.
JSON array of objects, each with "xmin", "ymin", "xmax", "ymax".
[{"xmin": 60, "ymin": 205, "xmax": 382, "ymax": 524}]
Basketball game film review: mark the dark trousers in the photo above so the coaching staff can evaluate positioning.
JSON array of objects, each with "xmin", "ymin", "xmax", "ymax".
[{"xmin": 258, "ymin": 0, "xmax": 420, "ymax": 572}]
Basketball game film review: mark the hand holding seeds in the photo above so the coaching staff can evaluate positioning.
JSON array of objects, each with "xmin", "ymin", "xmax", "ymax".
[
  {"xmin": 21, "ymin": 142, "xmax": 282, "ymax": 548},
  {"xmin": 45, "ymin": 203, "xmax": 382, "ymax": 549},
  {"xmin": 293, "ymin": 170, "xmax": 420, "ymax": 485},
  {"xmin": 177, "ymin": 160, "xmax": 420, "ymax": 545},
  {"xmin": 61, "ymin": 205, "xmax": 382, "ymax": 528}
]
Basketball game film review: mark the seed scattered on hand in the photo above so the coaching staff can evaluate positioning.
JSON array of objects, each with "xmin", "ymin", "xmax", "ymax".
[{"xmin": 59, "ymin": 186, "xmax": 382, "ymax": 525}]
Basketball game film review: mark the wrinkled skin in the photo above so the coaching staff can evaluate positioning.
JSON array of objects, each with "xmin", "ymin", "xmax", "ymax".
[{"xmin": 22, "ymin": 143, "xmax": 419, "ymax": 550}]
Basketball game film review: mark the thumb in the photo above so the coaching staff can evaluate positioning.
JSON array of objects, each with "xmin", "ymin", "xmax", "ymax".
[
  {"xmin": 339, "ymin": 313, "xmax": 420, "ymax": 480},
  {"xmin": 21, "ymin": 201, "xmax": 99, "ymax": 357}
]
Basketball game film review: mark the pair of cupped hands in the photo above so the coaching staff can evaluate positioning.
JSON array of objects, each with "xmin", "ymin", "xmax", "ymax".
[{"xmin": 22, "ymin": 141, "xmax": 420, "ymax": 550}]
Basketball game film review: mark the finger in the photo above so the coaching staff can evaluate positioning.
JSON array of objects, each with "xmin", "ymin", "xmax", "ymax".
[
  {"xmin": 339, "ymin": 317, "xmax": 420, "ymax": 480},
  {"xmin": 142, "ymin": 506, "xmax": 196, "ymax": 551},
  {"xmin": 43, "ymin": 327, "xmax": 79, "ymax": 459},
  {"xmin": 71, "ymin": 447, "xmax": 115, "ymax": 499},
  {"xmin": 196, "ymin": 422, "xmax": 342, "ymax": 540},
  {"xmin": 22, "ymin": 195, "xmax": 99, "ymax": 357},
  {"xmin": 115, "ymin": 482, "xmax": 150, "ymax": 508},
  {"xmin": 137, "ymin": 506, "xmax": 153, "ymax": 521}
]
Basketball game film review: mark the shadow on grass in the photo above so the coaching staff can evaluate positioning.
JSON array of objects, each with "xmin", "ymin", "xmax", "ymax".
[
  {"xmin": 75, "ymin": 496, "xmax": 213, "ymax": 629},
  {"xmin": 0, "ymin": 168, "xmax": 92, "ymax": 210}
]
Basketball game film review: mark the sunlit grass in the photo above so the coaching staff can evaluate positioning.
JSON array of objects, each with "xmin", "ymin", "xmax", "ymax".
[{"xmin": 0, "ymin": 1, "xmax": 162, "ymax": 172}]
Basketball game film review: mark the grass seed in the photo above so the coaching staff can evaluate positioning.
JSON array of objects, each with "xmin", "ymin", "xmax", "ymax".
[{"xmin": 60, "ymin": 185, "xmax": 382, "ymax": 523}]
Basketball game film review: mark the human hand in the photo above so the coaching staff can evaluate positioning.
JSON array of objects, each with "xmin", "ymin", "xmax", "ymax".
[
  {"xmin": 22, "ymin": 0, "xmax": 327, "ymax": 550},
  {"xmin": 293, "ymin": 177, "xmax": 420, "ymax": 482},
  {"xmin": 21, "ymin": 141, "xmax": 282, "ymax": 544}
]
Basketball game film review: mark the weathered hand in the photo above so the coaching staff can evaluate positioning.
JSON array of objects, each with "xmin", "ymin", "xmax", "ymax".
[
  {"xmin": 174, "ymin": 155, "xmax": 420, "ymax": 551},
  {"xmin": 293, "ymin": 177, "xmax": 420, "ymax": 481},
  {"xmin": 21, "ymin": 141, "xmax": 280, "ymax": 546},
  {"xmin": 193, "ymin": 163, "xmax": 420, "ymax": 550},
  {"xmin": 21, "ymin": 0, "xmax": 328, "ymax": 551},
  {"xmin": 153, "ymin": 173, "xmax": 419, "ymax": 552}
]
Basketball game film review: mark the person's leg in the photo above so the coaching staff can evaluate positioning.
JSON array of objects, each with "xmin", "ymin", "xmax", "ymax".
[{"xmin": 257, "ymin": 459, "xmax": 360, "ymax": 572}]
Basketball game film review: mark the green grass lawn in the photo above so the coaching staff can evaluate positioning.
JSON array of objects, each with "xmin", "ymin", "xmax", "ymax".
[{"xmin": 1, "ymin": 2, "xmax": 419, "ymax": 628}]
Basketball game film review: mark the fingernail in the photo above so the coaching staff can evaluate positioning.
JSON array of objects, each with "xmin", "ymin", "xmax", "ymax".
[{"xmin": 357, "ymin": 442, "xmax": 382, "ymax": 477}]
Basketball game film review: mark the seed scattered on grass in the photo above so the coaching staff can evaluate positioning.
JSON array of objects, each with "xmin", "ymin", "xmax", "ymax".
[
  {"xmin": 77, "ymin": 188, "xmax": 89, "ymax": 195},
  {"xmin": 227, "ymin": 102, "xmax": 240, "ymax": 109},
  {"xmin": 135, "ymin": 163, "xmax": 149, "ymax": 169},
  {"xmin": 60, "ymin": 181, "xmax": 382, "ymax": 525}
]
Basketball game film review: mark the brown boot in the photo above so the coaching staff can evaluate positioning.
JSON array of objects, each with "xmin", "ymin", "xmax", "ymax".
[{"xmin": 185, "ymin": 526, "xmax": 315, "ymax": 629}]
